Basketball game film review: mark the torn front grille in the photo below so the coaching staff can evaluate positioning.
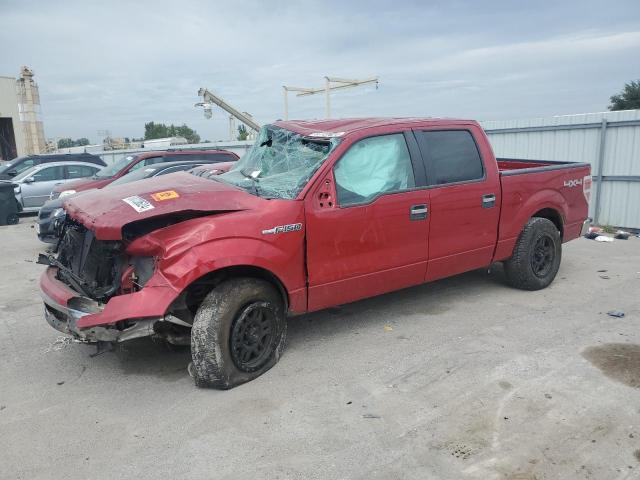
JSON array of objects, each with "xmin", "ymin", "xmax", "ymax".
[{"xmin": 55, "ymin": 221, "xmax": 124, "ymax": 302}]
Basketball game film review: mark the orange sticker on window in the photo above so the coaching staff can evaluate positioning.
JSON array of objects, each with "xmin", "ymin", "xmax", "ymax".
[{"xmin": 151, "ymin": 190, "xmax": 180, "ymax": 201}]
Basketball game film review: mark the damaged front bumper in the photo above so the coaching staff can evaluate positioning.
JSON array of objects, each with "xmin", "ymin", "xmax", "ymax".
[{"xmin": 40, "ymin": 266, "xmax": 178, "ymax": 343}]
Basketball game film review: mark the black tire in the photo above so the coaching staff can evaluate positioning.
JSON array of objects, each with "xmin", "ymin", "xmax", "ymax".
[
  {"xmin": 191, "ymin": 278, "xmax": 287, "ymax": 389},
  {"xmin": 504, "ymin": 217, "xmax": 562, "ymax": 291},
  {"xmin": 6, "ymin": 214, "xmax": 19, "ymax": 225}
]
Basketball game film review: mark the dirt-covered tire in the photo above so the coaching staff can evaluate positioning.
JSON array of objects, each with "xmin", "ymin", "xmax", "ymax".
[
  {"xmin": 504, "ymin": 217, "xmax": 562, "ymax": 291},
  {"xmin": 191, "ymin": 278, "xmax": 287, "ymax": 389}
]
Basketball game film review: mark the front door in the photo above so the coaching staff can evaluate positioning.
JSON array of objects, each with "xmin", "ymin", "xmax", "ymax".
[
  {"xmin": 305, "ymin": 132, "xmax": 430, "ymax": 311},
  {"xmin": 21, "ymin": 165, "xmax": 65, "ymax": 208}
]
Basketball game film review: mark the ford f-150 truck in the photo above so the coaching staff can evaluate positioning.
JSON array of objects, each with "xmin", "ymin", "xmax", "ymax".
[{"xmin": 38, "ymin": 118, "xmax": 591, "ymax": 389}]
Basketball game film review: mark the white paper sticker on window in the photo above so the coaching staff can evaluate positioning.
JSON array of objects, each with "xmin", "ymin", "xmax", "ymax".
[{"xmin": 122, "ymin": 195, "xmax": 155, "ymax": 213}]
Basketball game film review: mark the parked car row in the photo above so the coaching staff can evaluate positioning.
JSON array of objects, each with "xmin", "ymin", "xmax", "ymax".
[
  {"xmin": 36, "ymin": 159, "xmax": 235, "ymax": 242},
  {"xmin": 0, "ymin": 149, "xmax": 239, "ymax": 227}
]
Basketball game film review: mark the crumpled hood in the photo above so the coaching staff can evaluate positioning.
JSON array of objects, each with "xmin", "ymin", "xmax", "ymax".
[{"xmin": 64, "ymin": 172, "xmax": 263, "ymax": 240}]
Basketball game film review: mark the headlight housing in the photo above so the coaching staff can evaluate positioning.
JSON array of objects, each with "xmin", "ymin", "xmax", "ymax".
[
  {"xmin": 52, "ymin": 208, "xmax": 65, "ymax": 218},
  {"xmin": 58, "ymin": 190, "xmax": 76, "ymax": 198}
]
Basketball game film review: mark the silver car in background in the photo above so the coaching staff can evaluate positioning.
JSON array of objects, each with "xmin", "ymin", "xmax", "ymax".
[{"xmin": 12, "ymin": 161, "xmax": 101, "ymax": 212}]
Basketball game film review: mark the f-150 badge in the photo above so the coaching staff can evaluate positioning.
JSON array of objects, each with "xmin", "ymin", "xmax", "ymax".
[{"xmin": 262, "ymin": 223, "xmax": 303, "ymax": 235}]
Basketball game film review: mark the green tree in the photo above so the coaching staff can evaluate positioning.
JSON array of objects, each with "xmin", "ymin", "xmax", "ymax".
[
  {"xmin": 144, "ymin": 122, "xmax": 200, "ymax": 144},
  {"xmin": 173, "ymin": 124, "xmax": 200, "ymax": 144},
  {"xmin": 609, "ymin": 80, "xmax": 640, "ymax": 110},
  {"xmin": 75, "ymin": 138, "xmax": 90, "ymax": 146},
  {"xmin": 57, "ymin": 138, "xmax": 74, "ymax": 148},
  {"xmin": 237, "ymin": 124, "xmax": 249, "ymax": 141}
]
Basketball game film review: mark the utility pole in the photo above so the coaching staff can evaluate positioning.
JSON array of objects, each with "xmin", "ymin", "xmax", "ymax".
[{"xmin": 282, "ymin": 76, "xmax": 378, "ymax": 119}]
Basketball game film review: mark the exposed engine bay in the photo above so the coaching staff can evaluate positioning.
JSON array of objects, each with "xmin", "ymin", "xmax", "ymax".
[{"xmin": 38, "ymin": 218, "xmax": 194, "ymax": 346}]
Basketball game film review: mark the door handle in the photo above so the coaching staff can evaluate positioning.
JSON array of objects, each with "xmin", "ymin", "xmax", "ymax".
[
  {"xmin": 410, "ymin": 204, "xmax": 428, "ymax": 220},
  {"xmin": 482, "ymin": 194, "xmax": 496, "ymax": 208}
]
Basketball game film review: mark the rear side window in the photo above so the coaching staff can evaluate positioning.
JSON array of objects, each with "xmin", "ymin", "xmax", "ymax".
[
  {"xmin": 334, "ymin": 133, "xmax": 415, "ymax": 206},
  {"xmin": 66, "ymin": 165, "xmax": 98, "ymax": 179},
  {"xmin": 416, "ymin": 130, "xmax": 483, "ymax": 185}
]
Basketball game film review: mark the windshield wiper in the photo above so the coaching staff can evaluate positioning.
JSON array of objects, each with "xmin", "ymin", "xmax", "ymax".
[{"xmin": 239, "ymin": 168, "xmax": 262, "ymax": 197}]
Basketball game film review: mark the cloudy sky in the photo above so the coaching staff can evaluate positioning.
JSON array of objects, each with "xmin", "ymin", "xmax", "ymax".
[{"xmin": 1, "ymin": 0, "xmax": 639, "ymax": 143}]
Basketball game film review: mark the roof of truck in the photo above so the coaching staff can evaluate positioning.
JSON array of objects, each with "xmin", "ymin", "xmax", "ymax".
[{"xmin": 274, "ymin": 117, "xmax": 479, "ymax": 137}]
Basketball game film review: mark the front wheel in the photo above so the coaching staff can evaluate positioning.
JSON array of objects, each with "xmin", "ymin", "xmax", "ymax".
[
  {"xmin": 191, "ymin": 278, "xmax": 287, "ymax": 389},
  {"xmin": 504, "ymin": 217, "xmax": 562, "ymax": 290}
]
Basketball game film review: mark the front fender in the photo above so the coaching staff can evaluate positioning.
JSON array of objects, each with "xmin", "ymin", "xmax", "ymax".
[{"xmin": 153, "ymin": 236, "xmax": 307, "ymax": 312}]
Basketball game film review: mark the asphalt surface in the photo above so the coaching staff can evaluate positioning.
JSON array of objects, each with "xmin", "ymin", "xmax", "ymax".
[{"xmin": 1, "ymin": 217, "xmax": 639, "ymax": 480}]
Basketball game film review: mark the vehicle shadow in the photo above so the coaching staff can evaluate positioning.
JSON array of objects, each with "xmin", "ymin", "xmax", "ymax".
[
  {"xmin": 97, "ymin": 265, "xmax": 508, "ymax": 381},
  {"xmin": 286, "ymin": 265, "xmax": 508, "ymax": 349}
]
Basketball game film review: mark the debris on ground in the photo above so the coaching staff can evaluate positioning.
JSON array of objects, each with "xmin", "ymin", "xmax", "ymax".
[
  {"xmin": 607, "ymin": 310, "xmax": 625, "ymax": 318},
  {"xmin": 44, "ymin": 336, "xmax": 75, "ymax": 353},
  {"xmin": 595, "ymin": 236, "xmax": 614, "ymax": 242},
  {"xmin": 599, "ymin": 275, "xmax": 610, "ymax": 279},
  {"xmin": 384, "ymin": 325, "xmax": 393, "ymax": 331},
  {"xmin": 615, "ymin": 231, "xmax": 630, "ymax": 240}
]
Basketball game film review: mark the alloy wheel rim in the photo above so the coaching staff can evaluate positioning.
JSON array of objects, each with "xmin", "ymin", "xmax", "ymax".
[
  {"xmin": 230, "ymin": 302, "xmax": 276, "ymax": 372},
  {"xmin": 531, "ymin": 234, "xmax": 555, "ymax": 277}
]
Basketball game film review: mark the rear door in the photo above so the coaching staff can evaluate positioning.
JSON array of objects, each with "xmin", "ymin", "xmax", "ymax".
[
  {"xmin": 413, "ymin": 127, "xmax": 501, "ymax": 281},
  {"xmin": 22, "ymin": 165, "xmax": 66, "ymax": 208},
  {"xmin": 305, "ymin": 131, "xmax": 430, "ymax": 311}
]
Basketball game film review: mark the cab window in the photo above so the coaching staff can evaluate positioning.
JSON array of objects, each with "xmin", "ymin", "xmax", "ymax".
[{"xmin": 415, "ymin": 130, "xmax": 484, "ymax": 185}]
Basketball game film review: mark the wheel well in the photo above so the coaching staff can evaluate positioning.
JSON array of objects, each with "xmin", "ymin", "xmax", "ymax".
[
  {"xmin": 168, "ymin": 265, "xmax": 289, "ymax": 323},
  {"xmin": 532, "ymin": 208, "xmax": 563, "ymax": 238}
]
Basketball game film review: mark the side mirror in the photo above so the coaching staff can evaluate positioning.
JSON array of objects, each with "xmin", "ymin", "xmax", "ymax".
[
  {"xmin": 6, "ymin": 170, "xmax": 17, "ymax": 177},
  {"xmin": 23, "ymin": 176, "xmax": 35, "ymax": 184}
]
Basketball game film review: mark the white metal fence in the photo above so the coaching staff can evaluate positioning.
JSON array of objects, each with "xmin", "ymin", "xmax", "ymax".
[{"xmin": 481, "ymin": 110, "xmax": 640, "ymax": 229}]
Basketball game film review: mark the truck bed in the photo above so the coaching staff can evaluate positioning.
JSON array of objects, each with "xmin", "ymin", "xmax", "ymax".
[{"xmin": 493, "ymin": 158, "xmax": 591, "ymax": 262}]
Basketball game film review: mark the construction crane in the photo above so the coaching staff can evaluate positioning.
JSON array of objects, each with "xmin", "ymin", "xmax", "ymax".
[{"xmin": 195, "ymin": 88, "xmax": 261, "ymax": 140}]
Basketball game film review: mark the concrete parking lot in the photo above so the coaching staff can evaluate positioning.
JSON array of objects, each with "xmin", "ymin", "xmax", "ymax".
[{"xmin": 1, "ymin": 217, "xmax": 639, "ymax": 480}]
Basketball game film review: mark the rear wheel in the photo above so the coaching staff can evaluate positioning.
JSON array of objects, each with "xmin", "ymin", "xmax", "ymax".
[
  {"xmin": 504, "ymin": 217, "xmax": 562, "ymax": 290},
  {"xmin": 190, "ymin": 278, "xmax": 287, "ymax": 389}
]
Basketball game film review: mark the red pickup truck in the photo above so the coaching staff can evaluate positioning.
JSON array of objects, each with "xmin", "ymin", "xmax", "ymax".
[{"xmin": 39, "ymin": 118, "xmax": 591, "ymax": 389}]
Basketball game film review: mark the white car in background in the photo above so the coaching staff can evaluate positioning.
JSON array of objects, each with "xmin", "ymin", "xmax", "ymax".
[{"xmin": 11, "ymin": 161, "xmax": 101, "ymax": 212}]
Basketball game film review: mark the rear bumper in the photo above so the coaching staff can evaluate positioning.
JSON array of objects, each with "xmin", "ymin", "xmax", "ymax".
[{"xmin": 40, "ymin": 267, "xmax": 166, "ymax": 343}]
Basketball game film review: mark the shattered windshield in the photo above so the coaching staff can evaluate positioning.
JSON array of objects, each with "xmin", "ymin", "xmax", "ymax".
[{"xmin": 215, "ymin": 125, "xmax": 340, "ymax": 199}]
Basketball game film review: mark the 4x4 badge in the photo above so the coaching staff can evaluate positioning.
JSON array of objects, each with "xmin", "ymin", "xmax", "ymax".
[{"xmin": 262, "ymin": 223, "xmax": 303, "ymax": 235}]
